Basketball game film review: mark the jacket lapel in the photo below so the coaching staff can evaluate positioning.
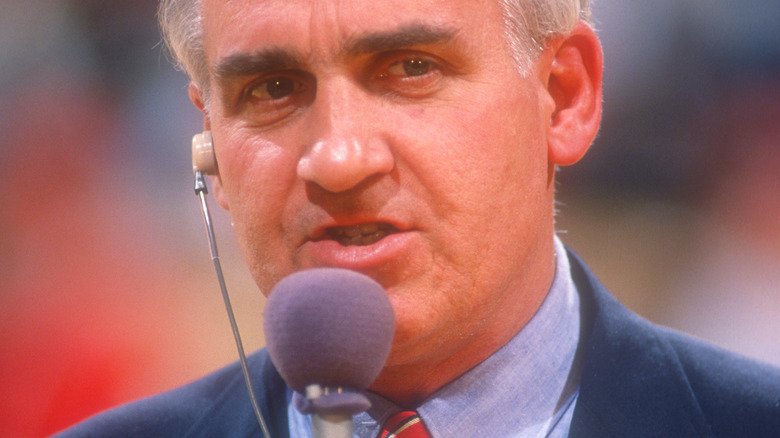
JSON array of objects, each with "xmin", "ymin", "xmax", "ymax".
[
  {"xmin": 185, "ymin": 349, "xmax": 290, "ymax": 438},
  {"xmin": 566, "ymin": 249, "xmax": 714, "ymax": 437}
]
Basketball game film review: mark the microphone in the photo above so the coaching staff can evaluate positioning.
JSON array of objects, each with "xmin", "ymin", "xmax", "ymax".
[{"xmin": 264, "ymin": 268, "xmax": 395, "ymax": 438}]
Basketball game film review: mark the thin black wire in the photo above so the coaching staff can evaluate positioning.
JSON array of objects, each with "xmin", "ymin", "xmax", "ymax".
[{"xmin": 195, "ymin": 171, "xmax": 271, "ymax": 438}]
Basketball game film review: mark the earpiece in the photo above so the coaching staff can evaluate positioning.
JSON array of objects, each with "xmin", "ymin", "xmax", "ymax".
[
  {"xmin": 191, "ymin": 128, "xmax": 270, "ymax": 438},
  {"xmin": 192, "ymin": 130, "xmax": 218, "ymax": 175}
]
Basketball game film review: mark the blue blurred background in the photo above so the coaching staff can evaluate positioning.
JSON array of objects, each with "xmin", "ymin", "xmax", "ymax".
[{"xmin": 1, "ymin": 1, "xmax": 779, "ymax": 436}]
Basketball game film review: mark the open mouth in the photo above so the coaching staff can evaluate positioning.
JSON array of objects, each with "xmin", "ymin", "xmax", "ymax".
[{"xmin": 325, "ymin": 223, "xmax": 399, "ymax": 246}]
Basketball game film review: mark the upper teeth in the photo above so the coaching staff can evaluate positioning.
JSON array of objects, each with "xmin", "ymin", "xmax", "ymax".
[
  {"xmin": 334, "ymin": 223, "xmax": 379, "ymax": 237},
  {"xmin": 329, "ymin": 223, "xmax": 393, "ymax": 246}
]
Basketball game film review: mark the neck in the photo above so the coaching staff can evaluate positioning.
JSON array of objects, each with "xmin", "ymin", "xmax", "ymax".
[
  {"xmin": 368, "ymin": 242, "xmax": 556, "ymax": 407},
  {"xmin": 368, "ymin": 328, "xmax": 522, "ymax": 407}
]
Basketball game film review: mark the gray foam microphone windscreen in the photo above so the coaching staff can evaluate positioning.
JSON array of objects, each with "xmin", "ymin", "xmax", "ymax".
[{"xmin": 263, "ymin": 268, "xmax": 395, "ymax": 393}]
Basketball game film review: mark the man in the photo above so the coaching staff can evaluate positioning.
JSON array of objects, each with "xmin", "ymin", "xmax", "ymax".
[{"xmin": 57, "ymin": 0, "xmax": 780, "ymax": 436}]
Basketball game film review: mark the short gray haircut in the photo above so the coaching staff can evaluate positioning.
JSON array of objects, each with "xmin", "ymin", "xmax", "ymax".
[
  {"xmin": 158, "ymin": 0, "xmax": 592, "ymax": 97},
  {"xmin": 501, "ymin": 0, "xmax": 592, "ymax": 73}
]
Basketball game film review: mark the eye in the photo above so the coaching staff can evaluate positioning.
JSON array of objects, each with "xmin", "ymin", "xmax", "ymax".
[
  {"xmin": 249, "ymin": 77, "xmax": 303, "ymax": 101},
  {"xmin": 237, "ymin": 73, "xmax": 314, "ymax": 126},
  {"xmin": 386, "ymin": 58, "xmax": 433, "ymax": 77},
  {"xmin": 373, "ymin": 55, "xmax": 444, "ymax": 97}
]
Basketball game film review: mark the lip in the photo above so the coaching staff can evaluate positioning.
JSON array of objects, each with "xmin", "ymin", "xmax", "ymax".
[{"xmin": 300, "ymin": 220, "xmax": 417, "ymax": 271}]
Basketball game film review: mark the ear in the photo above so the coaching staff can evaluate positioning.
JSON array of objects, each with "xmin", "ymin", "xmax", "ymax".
[
  {"xmin": 188, "ymin": 82, "xmax": 230, "ymax": 211},
  {"xmin": 545, "ymin": 22, "xmax": 603, "ymax": 166}
]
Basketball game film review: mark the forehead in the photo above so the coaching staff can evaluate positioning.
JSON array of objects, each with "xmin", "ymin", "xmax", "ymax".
[{"xmin": 200, "ymin": 0, "xmax": 507, "ymax": 62}]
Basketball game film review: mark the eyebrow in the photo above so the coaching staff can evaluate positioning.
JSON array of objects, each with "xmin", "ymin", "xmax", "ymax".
[
  {"xmin": 211, "ymin": 24, "xmax": 458, "ymax": 92},
  {"xmin": 213, "ymin": 48, "xmax": 302, "ymax": 90}
]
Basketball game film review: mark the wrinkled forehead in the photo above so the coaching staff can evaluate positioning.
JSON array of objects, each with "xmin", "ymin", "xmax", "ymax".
[{"xmin": 199, "ymin": 0, "xmax": 506, "ymax": 65}]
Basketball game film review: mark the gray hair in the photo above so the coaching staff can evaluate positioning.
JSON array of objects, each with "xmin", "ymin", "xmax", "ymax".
[
  {"xmin": 501, "ymin": 0, "xmax": 592, "ymax": 74},
  {"xmin": 158, "ymin": 0, "xmax": 208, "ymax": 91},
  {"xmin": 158, "ymin": 0, "xmax": 592, "ymax": 98}
]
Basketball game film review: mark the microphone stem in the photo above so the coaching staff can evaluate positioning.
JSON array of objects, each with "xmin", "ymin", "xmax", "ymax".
[{"xmin": 312, "ymin": 413, "xmax": 353, "ymax": 438}]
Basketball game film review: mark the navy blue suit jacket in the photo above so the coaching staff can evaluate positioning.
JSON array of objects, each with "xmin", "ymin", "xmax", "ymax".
[{"xmin": 56, "ymin": 251, "xmax": 780, "ymax": 437}]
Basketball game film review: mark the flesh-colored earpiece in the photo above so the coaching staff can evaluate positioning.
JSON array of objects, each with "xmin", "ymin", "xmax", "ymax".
[{"xmin": 192, "ymin": 131, "xmax": 218, "ymax": 175}]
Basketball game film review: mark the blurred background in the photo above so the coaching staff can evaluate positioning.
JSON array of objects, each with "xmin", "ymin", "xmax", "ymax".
[{"xmin": 1, "ymin": 1, "xmax": 778, "ymax": 436}]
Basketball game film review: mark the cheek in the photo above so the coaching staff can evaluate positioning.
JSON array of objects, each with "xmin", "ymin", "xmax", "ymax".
[
  {"xmin": 391, "ymin": 87, "xmax": 551, "ymax": 297},
  {"xmin": 211, "ymin": 128, "xmax": 303, "ymax": 290},
  {"xmin": 404, "ymin": 90, "xmax": 548, "ymax": 224},
  {"xmin": 214, "ymin": 123, "xmax": 300, "ymax": 210}
]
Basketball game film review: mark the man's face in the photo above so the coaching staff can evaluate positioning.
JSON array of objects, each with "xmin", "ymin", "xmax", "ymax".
[{"xmin": 199, "ymin": 0, "xmax": 557, "ymax": 368}]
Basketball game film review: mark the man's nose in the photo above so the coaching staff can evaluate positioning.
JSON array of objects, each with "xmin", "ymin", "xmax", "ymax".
[{"xmin": 297, "ymin": 79, "xmax": 394, "ymax": 193}]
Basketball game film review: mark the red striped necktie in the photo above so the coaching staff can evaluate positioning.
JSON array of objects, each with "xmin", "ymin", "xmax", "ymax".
[{"xmin": 379, "ymin": 411, "xmax": 432, "ymax": 438}]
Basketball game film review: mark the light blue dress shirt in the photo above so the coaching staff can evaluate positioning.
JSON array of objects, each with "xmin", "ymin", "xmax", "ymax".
[{"xmin": 289, "ymin": 236, "xmax": 583, "ymax": 437}]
